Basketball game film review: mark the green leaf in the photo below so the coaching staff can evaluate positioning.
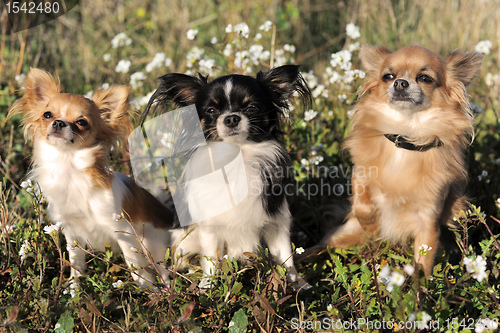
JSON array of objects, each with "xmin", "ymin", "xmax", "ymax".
[
  {"xmin": 229, "ymin": 308, "xmax": 248, "ymax": 333},
  {"xmin": 55, "ymin": 311, "xmax": 74, "ymax": 333},
  {"xmin": 232, "ymin": 281, "xmax": 243, "ymax": 295}
]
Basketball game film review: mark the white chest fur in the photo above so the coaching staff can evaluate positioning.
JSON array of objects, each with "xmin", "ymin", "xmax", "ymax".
[{"xmin": 32, "ymin": 141, "xmax": 121, "ymax": 250}]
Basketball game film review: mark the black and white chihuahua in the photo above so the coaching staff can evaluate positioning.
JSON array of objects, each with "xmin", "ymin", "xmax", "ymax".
[{"xmin": 142, "ymin": 65, "xmax": 311, "ymax": 289}]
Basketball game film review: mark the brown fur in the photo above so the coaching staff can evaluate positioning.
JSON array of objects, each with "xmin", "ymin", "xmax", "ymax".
[
  {"xmin": 318, "ymin": 45, "xmax": 482, "ymax": 275},
  {"xmin": 9, "ymin": 68, "xmax": 173, "ymax": 287},
  {"xmin": 121, "ymin": 175, "xmax": 174, "ymax": 229}
]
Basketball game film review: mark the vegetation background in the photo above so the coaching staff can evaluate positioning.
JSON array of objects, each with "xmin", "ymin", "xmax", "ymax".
[{"xmin": 1, "ymin": 0, "xmax": 499, "ymax": 332}]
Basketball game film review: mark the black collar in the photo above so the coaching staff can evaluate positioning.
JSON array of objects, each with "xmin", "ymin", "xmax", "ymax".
[{"xmin": 384, "ymin": 134, "xmax": 443, "ymax": 152}]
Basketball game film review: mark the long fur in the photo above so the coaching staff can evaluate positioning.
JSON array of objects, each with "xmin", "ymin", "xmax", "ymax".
[
  {"xmin": 9, "ymin": 68, "xmax": 173, "ymax": 288},
  {"xmin": 144, "ymin": 65, "xmax": 312, "ymax": 289},
  {"xmin": 315, "ymin": 45, "xmax": 482, "ymax": 275}
]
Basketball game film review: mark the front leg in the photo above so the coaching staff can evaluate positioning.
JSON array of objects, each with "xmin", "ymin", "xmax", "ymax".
[
  {"xmin": 414, "ymin": 227, "xmax": 439, "ymax": 276},
  {"xmin": 264, "ymin": 210, "xmax": 311, "ymax": 290},
  {"xmin": 64, "ymin": 234, "xmax": 86, "ymax": 281},
  {"xmin": 351, "ymin": 174, "xmax": 380, "ymax": 235},
  {"xmin": 198, "ymin": 226, "xmax": 220, "ymax": 289}
]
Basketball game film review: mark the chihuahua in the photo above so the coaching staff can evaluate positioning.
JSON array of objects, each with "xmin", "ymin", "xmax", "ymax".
[
  {"xmin": 142, "ymin": 65, "xmax": 312, "ymax": 289},
  {"xmin": 10, "ymin": 68, "xmax": 174, "ymax": 288},
  {"xmin": 317, "ymin": 45, "xmax": 482, "ymax": 275}
]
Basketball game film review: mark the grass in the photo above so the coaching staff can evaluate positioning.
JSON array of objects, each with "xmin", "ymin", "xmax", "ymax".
[{"xmin": 1, "ymin": 0, "xmax": 500, "ymax": 332}]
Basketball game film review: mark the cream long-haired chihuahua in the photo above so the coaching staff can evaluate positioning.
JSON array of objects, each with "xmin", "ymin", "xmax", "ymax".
[
  {"xmin": 10, "ymin": 68, "xmax": 173, "ymax": 288},
  {"xmin": 317, "ymin": 45, "xmax": 482, "ymax": 275}
]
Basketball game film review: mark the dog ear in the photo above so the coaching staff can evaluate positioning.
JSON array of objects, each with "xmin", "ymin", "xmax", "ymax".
[
  {"xmin": 446, "ymin": 50, "xmax": 483, "ymax": 86},
  {"xmin": 8, "ymin": 68, "xmax": 62, "ymax": 140},
  {"xmin": 140, "ymin": 73, "xmax": 207, "ymax": 124},
  {"xmin": 256, "ymin": 65, "xmax": 312, "ymax": 111},
  {"xmin": 23, "ymin": 68, "xmax": 62, "ymax": 106},
  {"xmin": 93, "ymin": 86, "xmax": 133, "ymax": 137},
  {"xmin": 360, "ymin": 44, "xmax": 391, "ymax": 77}
]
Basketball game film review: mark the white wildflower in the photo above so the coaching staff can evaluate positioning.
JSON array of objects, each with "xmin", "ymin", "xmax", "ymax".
[
  {"xmin": 100, "ymin": 83, "xmax": 110, "ymax": 90},
  {"xmin": 211, "ymin": 36, "xmax": 218, "ymax": 44},
  {"xmin": 389, "ymin": 271, "xmax": 405, "ymax": 287},
  {"xmin": 225, "ymin": 24, "xmax": 233, "ymax": 33},
  {"xmin": 337, "ymin": 93, "xmax": 347, "ymax": 102},
  {"xmin": 63, "ymin": 281, "xmax": 78, "ymax": 298},
  {"xmin": 326, "ymin": 304, "xmax": 333, "ymax": 312},
  {"xmin": 2, "ymin": 224, "xmax": 14, "ymax": 234},
  {"xmin": 223, "ymin": 44, "xmax": 232, "ymax": 57},
  {"xmin": 19, "ymin": 239, "xmax": 30, "ymax": 262},
  {"xmin": 485, "ymin": 73, "xmax": 499, "ymax": 87},
  {"xmin": 15, "ymin": 73, "xmax": 26, "ymax": 87},
  {"xmin": 186, "ymin": 28, "xmax": 198, "ymax": 40},
  {"xmin": 20, "ymin": 179, "xmax": 32, "ymax": 188},
  {"xmin": 254, "ymin": 32, "xmax": 262, "ymax": 41},
  {"xmin": 111, "ymin": 32, "xmax": 132, "ymax": 49},
  {"xmin": 199, "ymin": 58, "xmax": 216, "ymax": 75},
  {"xmin": 302, "ymin": 70, "xmax": 318, "ymax": 89},
  {"xmin": 420, "ymin": 312, "xmax": 432, "ymax": 329},
  {"xmin": 130, "ymin": 72, "xmax": 146, "ymax": 90},
  {"xmin": 312, "ymin": 85, "xmax": 328, "ymax": 99},
  {"xmin": 475, "ymin": 318, "xmax": 498, "ymax": 333},
  {"xmin": 115, "ymin": 60, "xmax": 131, "ymax": 74},
  {"xmin": 160, "ymin": 132, "xmax": 174, "ymax": 149},
  {"xmin": 346, "ymin": 23, "xmax": 360, "ymax": 39},
  {"xmin": 330, "ymin": 50, "xmax": 352, "ymax": 70},
  {"xmin": 304, "ymin": 109, "xmax": 318, "ymax": 121},
  {"xmin": 233, "ymin": 22, "xmax": 250, "ymax": 38},
  {"xmin": 379, "ymin": 265, "xmax": 404, "ymax": 291},
  {"xmin": 379, "ymin": 265, "xmax": 391, "ymax": 280},
  {"xmin": 112, "ymin": 280, "xmax": 123, "ymax": 288},
  {"xmin": 103, "ymin": 53, "xmax": 111, "ymax": 62},
  {"xmin": 464, "ymin": 256, "xmax": 488, "ymax": 282},
  {"xmin": 348, "ymin": 41, "xmax": 360, "ymax": 52},
  {"xmin": 328, "ymin": 69, "xmax": 342, "ymax": 84},
  {"xmin": 84, "ymin": 90, "xmax": 93, "ymax": 99},
  {"xmin": 403, "ymin": 264, "xmax": 415, "ymax": 276},
  {"xmin": 146, "ymin": 52, "xmax": 167, "ymax": 73},
  {"xmin": 43, "ymin": 222, "xmax": 63, "ymax": 234},
  {"xmin": 259, "ymin": 20, "xmax": 272, "ymax": 32},
  {"xmin": 418, "ymin": 244, "xmax": 432, "ymax": 256},
  {"xmin": 186, "ymin": 47, "xmax": 204, "ymax": 68},
  {"xmin": 131, "ymin": 91, "xmax": 155, "ymax": 111},
  {"xmin": 228, "ymin": 321, "xmax": 235, "ymax": 328},
  {"xmin": 475, "ymin": 40, "xmax": 492, "ymax": 55},
  {"xmin": 296, "ymin": 247, "xmax": 305, "ymax": 255},
  {"xmin": 284, "ymin": 44, "xmax": 296, "ymax": 53}
]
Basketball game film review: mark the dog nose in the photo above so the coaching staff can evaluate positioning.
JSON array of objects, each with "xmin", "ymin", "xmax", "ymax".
[
  {"xmin": 52, "ymin": 120, "xmax": 67, "ymax": 131},
  {"xmin": 223, "ymin": 115, "xmax": 241, "ymax": 128},
  {"xmin": 394, "ymin": 79, "xmax": 409, "ymax": 91}
]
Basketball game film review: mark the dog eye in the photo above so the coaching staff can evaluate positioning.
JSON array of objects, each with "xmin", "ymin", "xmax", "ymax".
[
  {"xmin": 43, "ymin": 111, "xmax": 53, "ymax": 119},
  {"xmin": 417, "ymin": 74, "xmax": 434, "ymax": 84},
  {"xmin": 382, "ymin": 74, "xmax": 395, "ymax": 82},
  {"xmin": 206, "ymin": 108, "xmax": 216, "ymax": 114},
  {"xmin": 245, "ymin": 106, "xmax": 257, "ymax": 112},
  {"xmin": 76, "ymin": 119, "xmax": 88, "ymax": 127}
]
